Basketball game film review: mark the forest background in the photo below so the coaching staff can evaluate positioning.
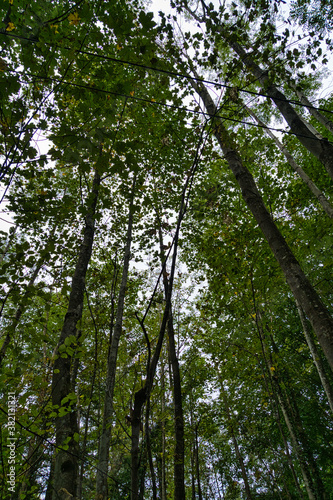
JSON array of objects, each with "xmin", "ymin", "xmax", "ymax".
[{"xmin": 0, "ymin": 0, "xmax": 333, "ymax": 499}]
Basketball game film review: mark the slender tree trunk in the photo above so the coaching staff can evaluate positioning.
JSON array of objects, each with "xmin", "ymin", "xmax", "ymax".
[
  {"xmin": 161, "ymin": 353, "xmax": 167, "ymax": 500},
  {"xmin": 0, "ymin": 261, "xmax": 43, "ymax": 367},
  {"xmin": 166, "ymin": 316, "xmax": 185, "ymax": 500},
  {"xmin": 51, "ymin": 169, "xmax": 100, "ymax": 500},
  {"xmin": 287, "ymin": 389, "xmax": 327, "ymax": 499},
  {"xmin": 245, "ymin": 106, "xmax": 333, "ymax": 219},
  {"xmin": 77, "ymin": 290, "xmax": 100, "ymax": 500},
  {"xmin": 145, "ymin": 399, "xmax": 157, "ymax": 500},
  {"xmin": 189, "ymin": 73, "xmax": 333, "ymax": 370},
  {"xmin": 45, "ymin": 456, "xmax": 55, "ymax": 500},
  {"xmin": 289, "ymin": 82, "xmax": 333, "ymax": 135},
  {"xmin": 95, "ymin": 187, "xmax": 134, "ymax": 500},
  {"xmin": 257, "ymin": 324, "xmax": 317, "ymax": 500},
  {"xmin": 216, "ymin": 34, "xmax": 333, "ymax": 179},
  {"xmin": 191, "ymin": 443, "xmax": 196, "ymax": 500},
  {"xmin": 158, "ymin": 225, "xmax": 185, "ymax": 500},
  {"xmin": 253, "ymin": 309, "xmax": 305, "ymax": 499},
  {"xmin": 296, "ymin": 300, "xmax": 333, "ymax": 414},
  {"xmin": 194, "ymin": 425, "xmax": 203, "ymax": 500},
  {"xmin": 183, "ymin": 4, "xmax": 333, "ymax": 180},
  {"xmin": 131, "ymin": 184, "xmax": 185, "ymax": 500},
  {"xmin": 218, "ymin": 378, "xmax": 253, "ymax": 500},
  {"xmin": 190, "ymin": 394, "xmax": 196, "ymax": 500}
]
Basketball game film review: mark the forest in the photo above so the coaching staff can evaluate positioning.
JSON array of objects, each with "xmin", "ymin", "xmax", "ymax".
[{"xmin": 0, "ymin": 0, "xmax": 333, "ymax": 498}]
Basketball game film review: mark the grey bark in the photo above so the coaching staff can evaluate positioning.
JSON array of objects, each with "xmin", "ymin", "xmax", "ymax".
[
  {"xmin": 218, "ymin": 376, "xmax": 253, "ymax": 500},
  {"xmin": 189, "ymin": 72, "xmax": 333, "ymax": 371},
  {"xmin": 183, "ymin": 4, "xmax": 333, "ymax": 181},
  {"xmin": 245, "ymin": 106, "xmax": 333, "ymax": 219},
  {"xmin": 158, "ymin": 226, "xmax": 185, "ymax": 500},
  {"xmin": 256, "ymin": 324, "xmax": 317, "ymax": 500},
  {"xmin": 51, "ymin": 169, "xmax": 100, "ymax": 500},
  {"xmin": 95, "ymin": 187, "xmax": 134, "ymax": 500},
  {"xmin": 224, "ymin": 38, "xmax": 333, "ymax": 181},
  {"xmin": 289, "ymin": 82, "xmax": 333, "ymax": 136},
  {"xmin": 296, "ymin": 300, "xmax": 333, "ymax": 413}
]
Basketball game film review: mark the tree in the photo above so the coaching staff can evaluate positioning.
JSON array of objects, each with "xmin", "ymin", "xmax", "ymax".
[{"xmin": 1, "ymin": 0, "xmax": 333, "ymax": 498}]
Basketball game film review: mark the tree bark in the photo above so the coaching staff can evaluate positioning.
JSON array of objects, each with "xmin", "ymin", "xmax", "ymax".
[
  {"xmin": 131, "ymin": 180, "xmax": 185, "ymax": 500},
  {"xmin": 218, "ymin": 378, "xmax": 253, "ymax": 500},
  {"xmin": 51, "ymin": 169, "xmax": 100, "ymax": 500},
  {"xmin": 245, "ymin": 106, "xmax": 333, "ymax": 219},
  {"xmin": 161, "ymin": 353, "xmax": 167, "ymax": 500},
  {"xmin": 194, "ymin": 424, "xmax": 203, "ymax": 500},
  {"xmin": 289, "ymin": 82, "xmax": 333, "ymax": 136},
  {"xmin": 189, "ymin": 73, "xmax": 333, "ymax": 371},
  {"xmin": 296, "ymin": 300, "xmax": 333, "ymax": 414},
  {"xmin": 96, "ymin": 187, "xmax": 134, "ymax": 500},
  {"xmin": 257, "ymin": 326, "xmax": 317, "ymax": 500},
  {"xmin": 158, "ymin": 225, "xmax": 185, "ymax": 500},
  {"xmin": 183, "ymin": 4, "xmax": 333, "ymax": 181}
]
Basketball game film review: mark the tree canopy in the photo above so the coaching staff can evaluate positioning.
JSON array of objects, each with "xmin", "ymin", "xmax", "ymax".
[{"xmin": 0, "ymin": 0, "xmax": 333, "ymax": 499}]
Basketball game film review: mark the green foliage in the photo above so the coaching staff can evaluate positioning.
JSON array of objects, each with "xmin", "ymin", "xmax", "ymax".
[{"xmin": 1, "ymin": 0, "xmax": 333, "ymax": 498}]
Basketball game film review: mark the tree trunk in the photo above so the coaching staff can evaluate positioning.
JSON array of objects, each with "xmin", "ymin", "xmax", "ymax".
[
  {"xmin": 289, "ymin": 82, "xmax": 333, "ymax": 136},
  {"xmin": 145, "ymin": 400, "xmax": 157, "ymax": 500},
  {"xmin": 0, "ymin": 261, "xmax": 43, "ymax": 368},
  {"xmin": 287, "ymin": 389, "xmax": 327, "ymax": 499},
  {"xmin": 245, "ymin": 106, "xmax": 333, "ymax": 219},
  {"xmin": 218, "ymin": 378, "xmax": 253, "ymax": 500},
  {"xmin": 189, "ymin": 73, "xmax": 333, "ymax": 370},
  {"xmin": 194, "ymin": 425, "xmax": 203, "ymax": 500},
  {"xmin": 296, "ymin": 300, "xmax": 333, "ymax": 414},
  {"xmin": 158, "ymin": 225, "xmax": 185, "ymax": 500},
  {"xmin": 183, "ymin": 4, "xmax": 333, "ymax": 180},
  {"xmin": 161, "ymin": 354, "xmax": 167, "ymax": 500},
  {"xmin": 253, "ymin": 310, "xmax": 306, "ymax": 499},
  {"xmin": 131, "ymin": 186, "xmax": 185, "ymax": 500},
  {"xmin": 51, "ymin": 169, "xmax": 100, "ymax": 500},
  {"xmin": 96, "ymin": 189, "xmax": 134, "ymax": 500},
  {"xmin": 218, "ymin": 30, "xmax": 333, "ymax": 181},
  {"xmin": 256, "ymin": 320, "xmax": 318, "ymax": 500}
]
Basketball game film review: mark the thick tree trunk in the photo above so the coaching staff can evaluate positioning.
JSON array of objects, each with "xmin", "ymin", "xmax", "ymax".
[
  {"xmin": 51, "ymin": 169, "xmax": 100, "ymax": 500},
  {"xmin": 190, "ymin": 75, "xmax": 333, "ymax": 370},
  {"xmin": 95, "ymin": 194, "xmax": 134, "ymax": 500},
  {"xmin": 183, "ymin": 4, "xmax": 333, "ymax": 180},
  {"xmin": 219, "ymin": 33, "xmax": 333, "ymax": 181},
  {"xmin": 245, "ymin": 106, "xmax": 333, "ymax": 219}
]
